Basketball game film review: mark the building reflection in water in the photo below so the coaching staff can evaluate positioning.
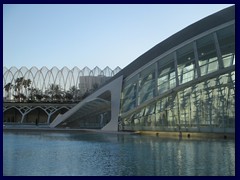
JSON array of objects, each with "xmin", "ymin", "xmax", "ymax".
[{"xmin": 3, "ymin": 132, "xmax": 235, "ymax": 176}]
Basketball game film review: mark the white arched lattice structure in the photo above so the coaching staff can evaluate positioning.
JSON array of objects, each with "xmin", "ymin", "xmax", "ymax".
[{"xmin": 3, "ymin": 66, "xmax": 121, "ymax": 101}]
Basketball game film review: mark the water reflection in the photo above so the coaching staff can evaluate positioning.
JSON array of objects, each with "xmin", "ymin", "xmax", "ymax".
[{"xmin": 3, "ymin": 131, "xmax": 235, "ymax": 176}]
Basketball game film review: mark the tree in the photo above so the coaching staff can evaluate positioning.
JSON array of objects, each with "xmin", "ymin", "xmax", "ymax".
[
  {"xmin": 92, "ymin": 83, "xmax": 99, "ymax": 91},
  {"xmin": 12, "ymin": 77, "xmax": 32, "ymax": 102},
  {"xmin": 42, "ymin": 94, "xmax": 50, "ymax": 102},
  {"xmin": 82, "ymin": 90, "xmax": 90, "ymax": 100},
  {"xmin": 69, "ymin": 85, "xmax": 81, "ymax": 101},
  {"xmin": 29, "ymin": 88, "xmax": 37, "ymax": 101},
  {"xmin": 29, "ymin": 88, "xmax": 43, "ymax": 102},
  {"xmin": 35, "ymin": 94, "xmax": 43, "ymax": 101},
  {"xmin": 48, "ymin": 84, "xmax": 63, "ymax": 102},
  {"xmin": 4, "ymin": 82, "xmax": 13, "ymax": 100},
  {"xmin": 64, "ymin": 92, "xmax": 73, "ymax": 101},
  {"xmin": 14, "ymin": 77, "xmax": 24, "ymax": 102},
  {"xmin": 13, "ymin": 93, "xmax": 26, "ymax": 102},
  {"xmin": 22, "ymin": 79, "xmax": 32, "ymax": 97}
]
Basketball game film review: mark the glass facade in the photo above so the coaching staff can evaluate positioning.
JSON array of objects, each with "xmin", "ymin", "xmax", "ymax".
[
  {"xmin": 120, "ymin": 23, "xmax": 235, "ymax": 133},
  {"xmin": 158, "ymin": 53, "xmax": 176, "ymax": 94},
  {"xmin": 217, "ymin": 25, "xmax": 235, "ymax": 68},
  {"xmin": 121, "ymin": 75, "xmax": 138, "ymax": 113},
  {"xmin": 177, "ymin": 43, "xmax": 198, "ymax": 84},
  {"xmin": 138, "ymin": 64, "xmax": 156, "ymax": 104},
  {"xmin": 197, "ymin": 34, "xmax": 219, "ymax": 76}
]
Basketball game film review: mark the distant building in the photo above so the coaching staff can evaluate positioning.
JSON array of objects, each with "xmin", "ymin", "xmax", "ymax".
[{"xmin": 79, "ymin": 75, "xmax": 111, "ymax": 93}]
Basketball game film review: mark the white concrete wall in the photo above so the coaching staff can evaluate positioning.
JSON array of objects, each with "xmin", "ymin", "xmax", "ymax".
[{"xmin": 50, "ymin": 76, "xmax": 123, "ymax": 131}]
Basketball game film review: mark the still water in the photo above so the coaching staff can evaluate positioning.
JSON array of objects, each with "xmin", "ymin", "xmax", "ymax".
[{"xmin": 3, "ymin": 131, "xmax": 235, "ymax": 176}]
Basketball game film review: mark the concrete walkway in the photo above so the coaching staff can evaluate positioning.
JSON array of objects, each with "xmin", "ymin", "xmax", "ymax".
[
  {"xmin": 3, "ymin": 124, "xmax": 137, "ymax": 135},
  {"xmin": 3, "ymin": 124, "xmax": 234, "ymax": 139}
]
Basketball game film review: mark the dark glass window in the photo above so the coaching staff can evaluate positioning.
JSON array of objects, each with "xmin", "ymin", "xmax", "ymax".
[
  {"xmin": 177, "ymin": 43, "xmax": 197, "ymax": 84},
  {"xmin": 121, "ymin": 75, "xmax": 138, "ymax": 113},
  {"xmin": 217, "ymin": 24, "xmax": 235, "ymax": 67},
  {"xmin": 138, "ymin": 64, "xmax": 155, "ymax": 104},
  {"xmin": 197, "ymin": 34, "xmax": 218, "ymax": 76},
  {"xmin": 158, "ymin": 53, "xmax": 176, "ymax": 94}
]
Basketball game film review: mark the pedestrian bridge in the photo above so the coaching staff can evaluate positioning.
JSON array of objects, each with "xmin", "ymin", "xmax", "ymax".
[{"xmin": 3, "ymin": 102, "xmax": 76, "ymax": 124}]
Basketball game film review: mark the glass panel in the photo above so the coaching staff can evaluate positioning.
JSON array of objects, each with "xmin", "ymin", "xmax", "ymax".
[
  {"xmin": 197, "ymin": 34, "xmax": 218, "ymax": 76},
  {"xmin": 178, "ymin": 87, "xmax": 192, "ymax": 130},
  {"xmin": 121, "ymin": 75, "xmax": 138, "ymax": 113},
  {"xmin": 231, "ymin": 71, "xmax": 235, "ymax": 85},
  {"xmin": 138, "ymin": 64, "xmax": 155, "ymax": 104},
  {"xmin": 144, "ymin": 103, "xmax": 156, "ymax": 126},
  {"xmin": 156, "ymin": 97, "xmax": 168, "ymax": 127},
  {"xmin": 177, "ymin": 43, "xmax": 196, "ymax": 85},
  {"xmin": 217, "ymin": 25, "xmax": 235, "ymax": 68},
  {"xmin": 145, "ymin": 103, "xmax": 155, "ymax": 116},
  {"xmin": 158, "ymin": 53, "xmax": 176, "ymax": 94}
]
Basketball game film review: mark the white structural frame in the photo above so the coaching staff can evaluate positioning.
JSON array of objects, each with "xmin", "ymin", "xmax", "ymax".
[{"xmin": 50, "ymin": 76, "xmax": 123, "ymax": 131}]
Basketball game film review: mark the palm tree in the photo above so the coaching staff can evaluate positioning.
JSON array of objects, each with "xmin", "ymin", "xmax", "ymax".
[
  {"xmin": 22, "ymin": 79, "xmax": 32, "ymax": 97},
  {"xmin": 69, "ymin": 86, "xmax": 77, "ymax": 99},
  {"xmin": 48, "ymin": 84, "xmax": 63, "ymax": 102},
  {"xmin": 35, "ymin": 94, "xmax": 44, "ymax": 101},
  {"xmin": 69, "ymin": 85, "xmax": 83, "ymax": 101},
  {"xmin": 14, "ymin": 77, "xmax": 24, "ymax": 102},
  {"xmin": 64, "ymin": 92, "xmax": 73, "ymax": 102},
  {"xmin": 13, "ymin": 77, "xmax": 32, "ymax": 102},
  {"xmin": 4, "ymin": 82, "xmax": 13, "ymax": 101},
  {"xmin": 29, "ymin": 88, "xmax": 42, "ymax": 102},
  {"xmin": 29, "ymin": 88, "xmax": 36, "ymax": 101}
]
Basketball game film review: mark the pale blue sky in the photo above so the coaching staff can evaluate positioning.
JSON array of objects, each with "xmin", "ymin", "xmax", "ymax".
[{"xmin": 3, "ymin": 4, "xmax": 233, "ymax": 70}]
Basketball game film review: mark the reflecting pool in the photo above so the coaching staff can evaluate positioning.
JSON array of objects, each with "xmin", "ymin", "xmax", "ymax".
[{"xmin": 3, "ymin": 131, "xmax": 235, "ymax": 176}]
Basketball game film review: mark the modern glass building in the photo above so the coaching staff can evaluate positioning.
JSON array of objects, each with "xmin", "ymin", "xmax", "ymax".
[
  {"xmin": 50, "ymin": 6, "xmax": 235, "ymax": 132},
  {"xmin": 119, "ymin": 7, "xmax": 235, "ymax": 133},
  {"xmin": 16, "ymin": 6, "xmax": 234, "ymax": 133}
]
